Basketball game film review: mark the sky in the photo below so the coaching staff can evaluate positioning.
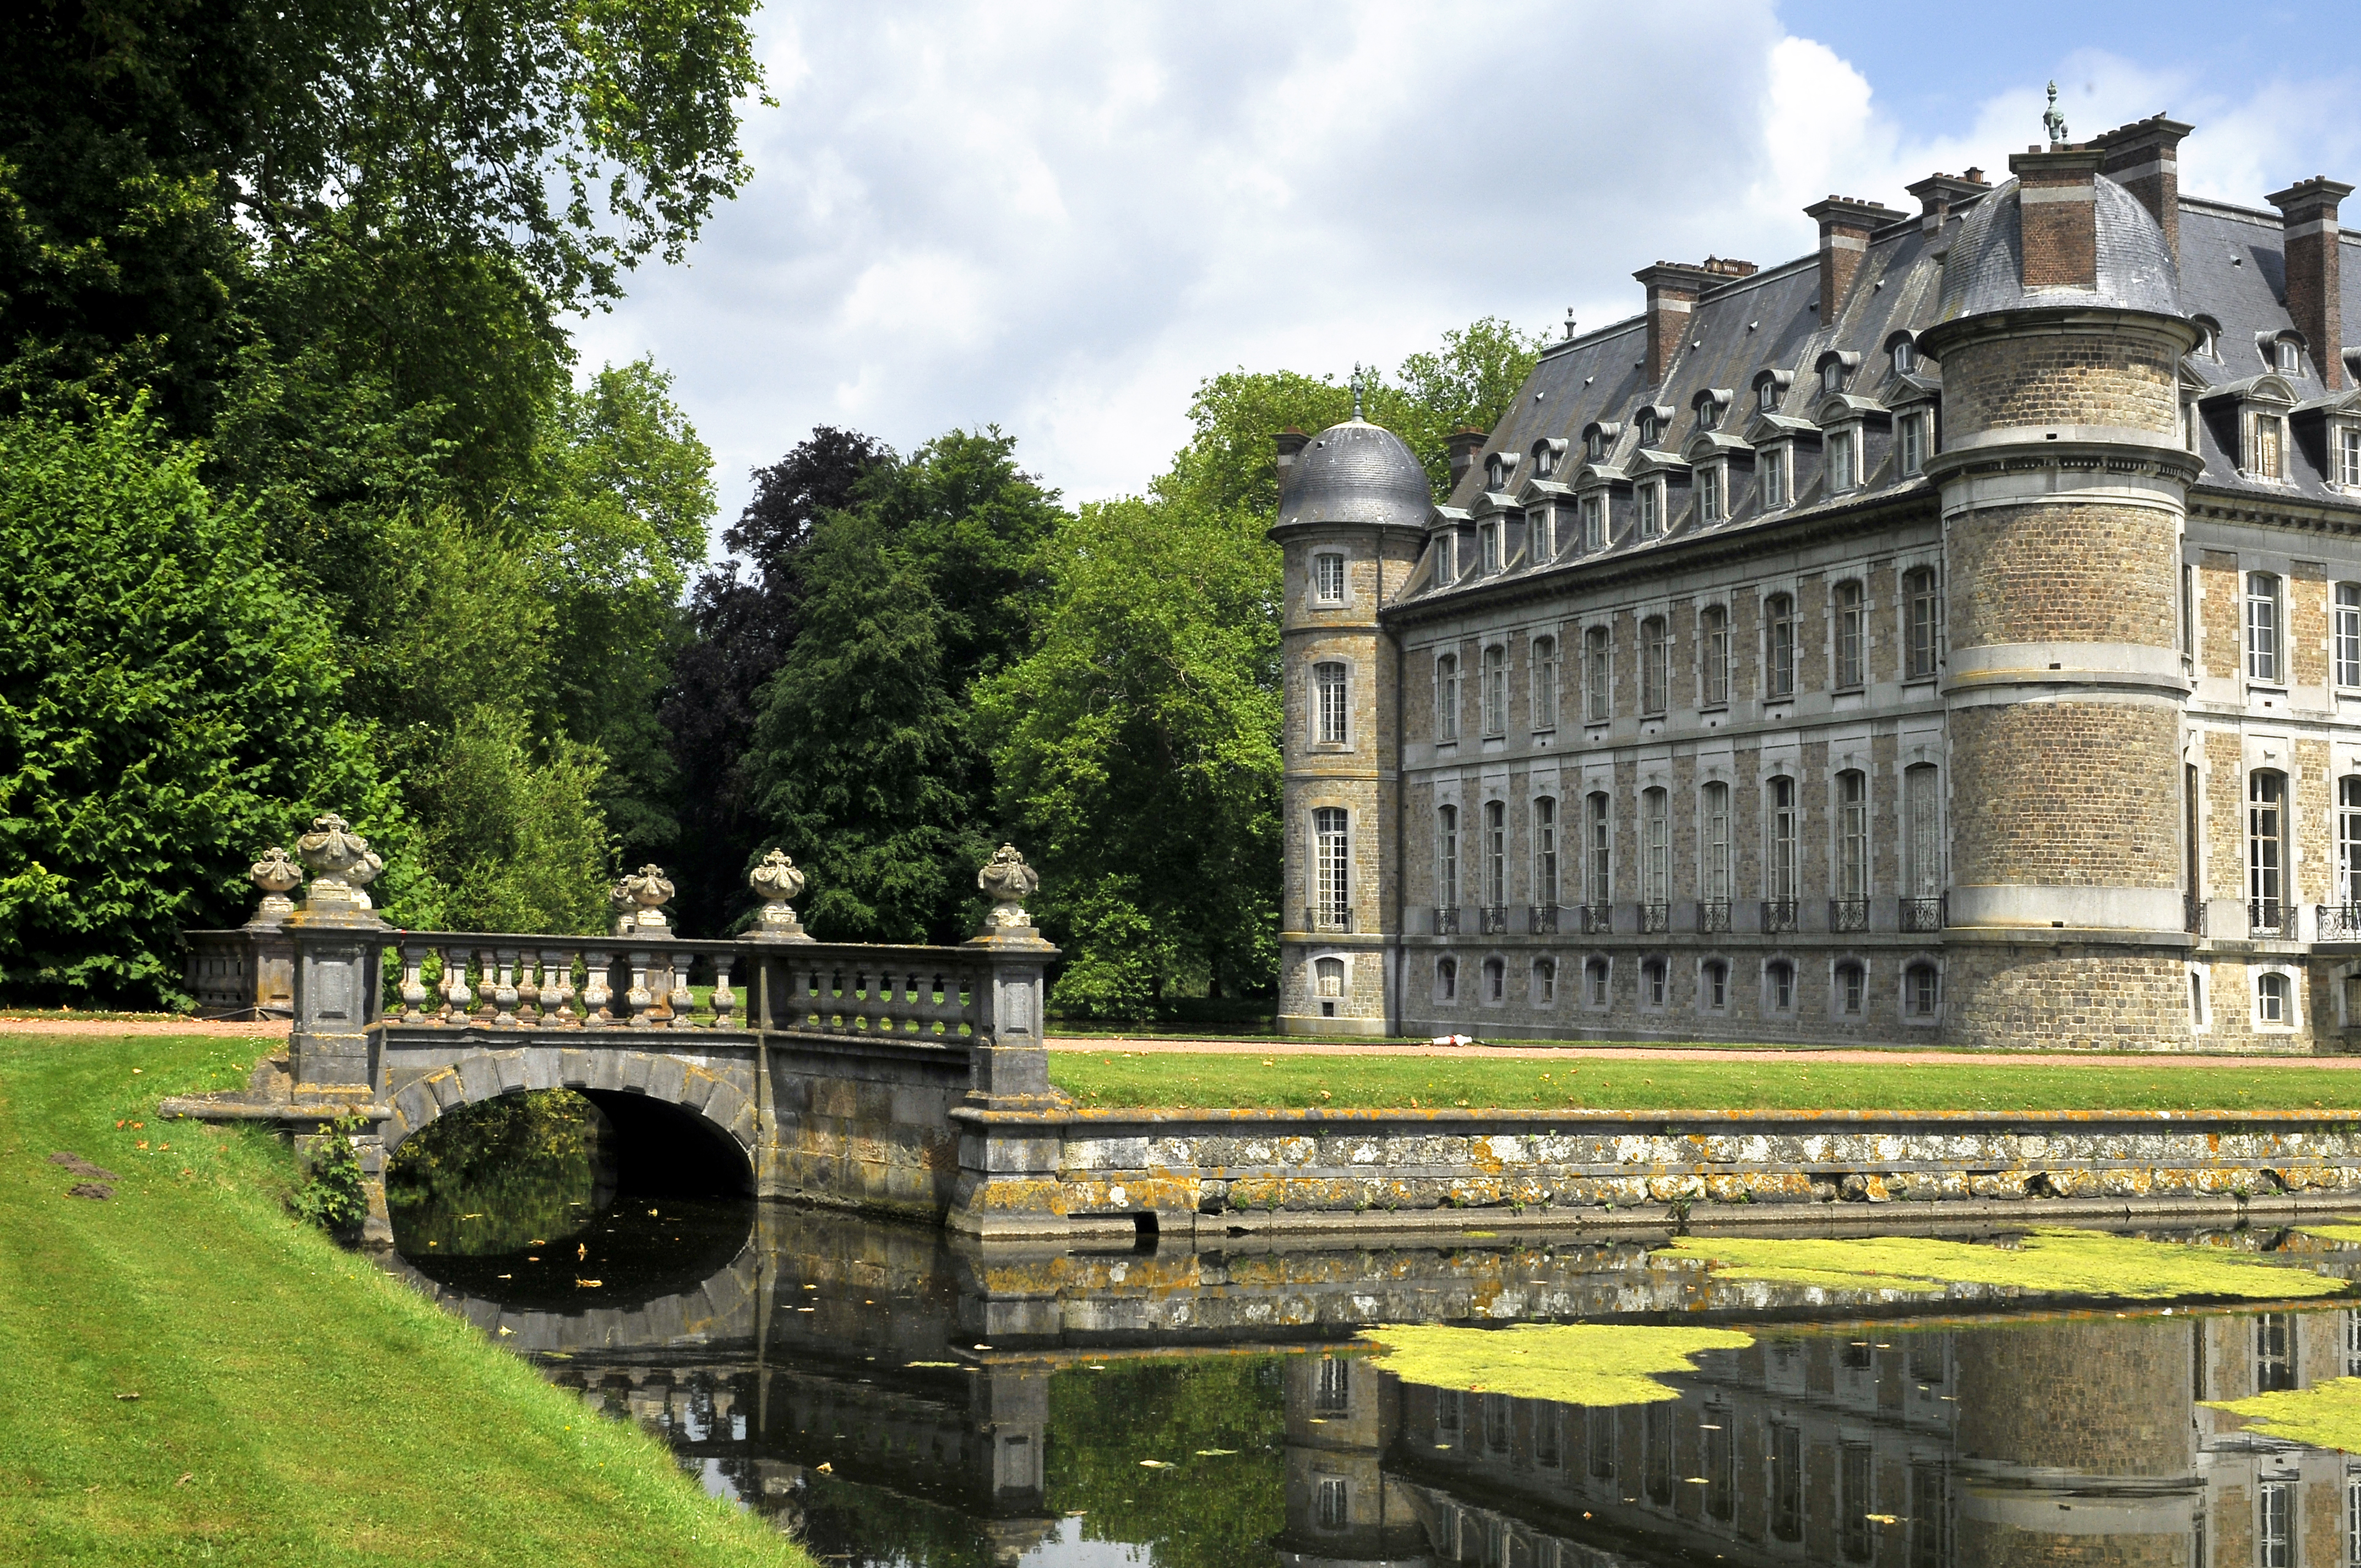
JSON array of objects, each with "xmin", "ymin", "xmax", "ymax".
[{"xmin": 571, "ymin": 0, "xmax": 2361, "ymax": 554}]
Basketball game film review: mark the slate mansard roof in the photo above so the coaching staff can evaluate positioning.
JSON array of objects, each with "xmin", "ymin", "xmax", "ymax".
[{"xmin": 1401, "ymin": 170, "xmax": 2361, "ymax": 609}]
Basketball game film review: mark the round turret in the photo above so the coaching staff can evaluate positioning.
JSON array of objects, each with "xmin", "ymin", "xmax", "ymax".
[
  {"xmin": 1277, "ymin": 420, "xmax": 1432, "ymax": 531},
  {"xmin": 1935, "ymin": 173, "xmax": 2181, "ymax": 324}
]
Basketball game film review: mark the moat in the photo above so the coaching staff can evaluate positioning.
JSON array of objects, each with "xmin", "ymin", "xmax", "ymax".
[{"xmin": 387, "ymin": 1129, "xmax": 2361, "ymax": 1568}]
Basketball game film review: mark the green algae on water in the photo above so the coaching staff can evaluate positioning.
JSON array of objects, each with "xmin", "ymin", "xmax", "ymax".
[
  {"xmin": 2206, "ymin": 1376, "xmax": 2361, "ymax": 1450},
  {"xmin": 1354, "ymin": 1322, "xmax": 1753, "ymax": 1406},
  {"xmin": 1662, "ymin": 1228, "xmax": 2348, "ymax": 1302},
  {"xmin": 2298, "ymin": 1222, "xmax": 2361, "ymax": 1246}
]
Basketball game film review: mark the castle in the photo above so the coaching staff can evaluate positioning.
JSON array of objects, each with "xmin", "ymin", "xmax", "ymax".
[{"xmin": 1274, "ymin": 112, "xmax": 2361, "ymax": 1049}]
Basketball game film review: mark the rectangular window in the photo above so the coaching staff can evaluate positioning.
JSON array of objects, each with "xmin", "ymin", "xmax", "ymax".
[
  {"xmin": 1642, "ymin": 788, "xmax": 1669, "ymax": 905},
  {"xmin": 1835, "ymin": 580, "xmax": 1866, "ymax": 688},
  {"xmin": 1771, "ymin": 1423, "xmax": 1803, "ymax": 1542},
  {"xmin": 1483, "ymin": 645, "xmax": 1507, "ymax": 734},
  {"xmin": 1535, "ymin": 798, "xmax": 1559, "ymax": 905},
  {"xmin": 2342, "ymin": 778, "xmax": 2361, "ymax": 906},
  {"xmin": 2254, "ymin": 414, "xmax": 2285, "ymax": 480},
  {"xmin": 1761, "ymin": 445, "xmax": 1787, "ymax": 508},
  {"xmin": 2259, "ymin": 1479, "xmax": 2292, "ymax": 1568},
  {"xmin": 1581, "ymin": 495, "xmax": 1604, "ymax": 549},
  {"xmin": 1905, "ymin": 567, "xmax": 1941, "ymax": 679},
  {"xmin": 1313, "ymin": 552, "xmax": 1346, "ymax": 603},
  {"xmin": 1438, "ymin": 805, "xmax": 1459, "ymax": 908},
  {"xmin": 1586, "ymin": 793, "xmax": 1611, "ymax": 907},
  {"xmin": 1315, "ymin": 662, "xmax": 1348, "ymax": 744},
  {"xmin": 1906, "ymin": 765, "xmax": 1941, "ymax": 897},
  {"xmin": 2251, "ymin": 771, "xmax": 2287, "ymax": 928},
  {"xmin": 1532, "ymin": 506, "xmax": 1555, "ymax": 558},
  {"xmin": 1841, "ymin": 1443, "xmax": 1874, "ymax": 1562},
  {"xmin": 1910, "ymin": 1466, "xmax": 1951, "ymax": 1568},
  {"xmin": 1769, "ymin": 778, "xmax": 1797, "ymax": 901},
  {"xmin": 1533, "ymin": 636, "xmax": 1559, "ymax": 728},
  {"xmin": 1702, "ymin": 782, "xmax": 1731, "ymax": 900},
  {"xmin": 1316, "ymin": 1354, "xmax": 1350, "ymax": 1412},
  {"xmin": 1314, "ymin": 808, "xmax": 1349, "ymax": 927},
  {"xmin": 2342, "ymin": 427, "xmax": 2361, "ymax": 487},
  {"xmin": 1641, "ymin": 617, "xmax": 1668, "ymax": 715},
  {"xmin": 1701, "ymin": 605, "xmax": 1729, "ymax": 706},
  {"xmin": 2339, "ymin": 584, "xmax": 2361, "ymax": 687},
  {"xmin": 1315, "ymin": 1475, "xmax": 1348, "ymax": 1529},
  {"xmin": 1898, "ymin": 410, "xmax": 1927, "ymax": 475},
  {"xmin": 1484, "ymin": 800, "xmax": 1506, "ymax": 907},
  {"xmin": 1437, "ymin": 655, "xmax": 1459, "ymax": 741},
  {"xmin": 1766, "ymin": 595, "xmax": 1796, "ymax": 698},
  {"xmin": 1480, "ymin": 523, "xmax": 1499, "ymax": 571},
  {"xmin": 1830, "ymin": 429, "xmax": 1857, "ymax": 491},
  {"xmin": 1698, "ymin": 465, "xmax": 1722, "ymax": 524},
  {"xmin": 2247, "ymin": 573, "xmax": 2282, "ymax": 682},
  {"xmin": 1584, "ymin": 628, "xmax": 1611, "ymax": 722},
  {"xmin": 1838, "ymin": 771, "xmax": 1869, "ymax": 899},
  {"xmin": 1638, "ymin": 482, "xmax": 1660, "ymax": 538}
]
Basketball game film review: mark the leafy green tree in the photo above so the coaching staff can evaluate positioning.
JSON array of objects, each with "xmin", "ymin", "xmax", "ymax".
[
  {"xmin": 0, "ymin": 403, "xmax": 400, "ymax": 1005},
  {"xmin": 978, "ymin": 497, "xmax": 1281, "ymax": 1013},
  {"xmin": 1375, "ymin": 315, "xmax": 1551, "ymax": 492},
  {"xmin": 402, "ymin": 708, "xmax": 614, "ymax": 935}
]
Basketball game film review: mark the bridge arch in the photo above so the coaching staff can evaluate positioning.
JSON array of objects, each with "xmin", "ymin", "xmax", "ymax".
[{"xmin": 383, "ymin": 1048, "xmax": 757, "ymax": 1195}]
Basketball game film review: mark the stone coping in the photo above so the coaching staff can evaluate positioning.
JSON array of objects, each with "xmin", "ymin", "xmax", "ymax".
[{"xmin": 951, "ymin": 1104, "xmax": 2361, "ymax": 1128}]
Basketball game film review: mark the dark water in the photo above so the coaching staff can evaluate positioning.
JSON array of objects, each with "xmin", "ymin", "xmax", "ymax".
[{"xmin": 391, "ymin": 1167, "xmax": 2361, "ymax": 1567}]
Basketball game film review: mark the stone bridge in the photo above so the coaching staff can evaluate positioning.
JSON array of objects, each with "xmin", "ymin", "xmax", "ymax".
[{"xmin": 167, "ymin": 820, "xmax": 1060, "ymax": 1243}]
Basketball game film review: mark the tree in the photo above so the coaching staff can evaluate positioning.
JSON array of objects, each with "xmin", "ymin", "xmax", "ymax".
[
  {"xmin": 977, "ymin": 498, "xmax": 1281, "ymax": 1013},
  {"xmin": 0, "ymin": 403, "xmax": 399, "ymax": 1005}
]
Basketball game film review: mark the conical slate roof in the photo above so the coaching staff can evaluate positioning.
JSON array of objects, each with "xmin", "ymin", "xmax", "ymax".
[{"xmin": 1277, "ymin": 418, "xmax": 1432, "ymax": 529}]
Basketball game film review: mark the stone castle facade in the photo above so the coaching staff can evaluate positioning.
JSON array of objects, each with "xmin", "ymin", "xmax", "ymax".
[{"xmin": 1275, "ymin": 115, "xmax": 2361, "ymax": 1049}]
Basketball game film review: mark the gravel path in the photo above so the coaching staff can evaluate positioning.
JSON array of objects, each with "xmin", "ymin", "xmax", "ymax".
[
  {"xmin": 1045, "ymin": 1037, "xmax": 2361, "ymax": 1068},
  {"xmin": 0, "ymin": 1017, "xmax": 286, "ymax": 1037}
]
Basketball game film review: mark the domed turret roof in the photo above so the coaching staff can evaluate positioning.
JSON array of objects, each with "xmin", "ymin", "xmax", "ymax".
[
  {"xmin": 1935, "ymin": 173, "xmax": 2181, "ymax": 324},
  {"xmin": 1277, "ymin": 418, "xmax": 1432, "ymax": 530}
]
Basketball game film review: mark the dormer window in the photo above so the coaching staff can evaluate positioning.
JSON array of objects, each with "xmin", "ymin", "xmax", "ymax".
[
  {"xmin": 1697, "ymin": 463, "xmax": 1724, "ymax": 525},
  {"xmin": 1897, "ymin": 410, "xmax": 1929, "ymax": 476},
  {"xmin": 1760, "ymin": 444, "xmax": 1789, "ymax": 509},
  {"xmin": 1816, "ymin": 350, "xmax": 1860, "ymax": 396},
  {"xmin": 1822, "ymin": 361, "xmax": 1845, "ymax": 394},
  {"xmin": 1636, "ymin": 411, "xmax": 1658, "ymax": 447},
  {"xmin": 1533, "ymin": 441, "xmax": 1555, "ymax": 480},
  {"xmin": 2193, "ymin": 315, "xmax": 2221, "ymax": 361},
  {"xmin": 1485, "ymin": 454, "xmax": 1509, "ymax": 490},
  {"xmin": 2252, "ymin": 412, "xmax": 2286, "ymax": 480},
  {"xmin": 1759, "ymin": 380, "xmax": 1780, "ymax": 412},
  {"xmin": 1891, "ymin": 337, "xmax": 1916, "ymax": 375},
  {"xmin": 1638, "ymin": 481, "xmax": 1661, "ymax": 539},
  {"xmin": 1479, "ymin": 521, "xmax": 1501, "ymax": 571},
  {"xmin": 1828, "ymin": 427, "xmax": 1859, "ymax": 492},
  {"xmin": 2341, "ymin": 426, "xmax": 2361, "ymax": 488},
  {"xmin": 2275, "ymin": 337, "xmax": 2302, "ymax": 375},
  {"xmin": 1580, "ymin": 494, "xmax": 1605, "ymax": 549},
  {"xmin": 1697, "ymin": 399, "xmax": 1720, "ymax": 432},
  {"xmin": 1584, "ymin": 426, "xmax": 1609, "ymax": 462}
]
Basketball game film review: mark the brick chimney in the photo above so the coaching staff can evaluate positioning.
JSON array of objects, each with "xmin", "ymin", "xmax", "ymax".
[
  {"xmin": 1446, "ymin": 427, "xmax": 1487, "ymax": 490},
  {"xmin": 1272, "ymin": 427, "xmax": 1310, "ymax": 488},
  {"xmin": 1803, "ymin": 196, "xmax": 1907, "ymax": 321},
  {"xmin": 2266, "ymin": 176, "xmax": 2353, "ymax": 390},
  {"xmin": 2093, "ymin": 115, "xmax": 2194, "ymax": 264},
  {"xmin": 1905, "ymin": 172, "xmax": 1989, "ymax": 232},
  {"xmin": 2009, "ymin": 145, "xmax": 2106, "ymax": 290},
  {"xmin": 1631, "ymin": 262, "xmax": 1715, "ymax": 385}
]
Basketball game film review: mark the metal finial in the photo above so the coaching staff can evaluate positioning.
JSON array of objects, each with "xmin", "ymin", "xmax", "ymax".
[
  {"xmin": 2042, "ymin": 80, "xmax": 2068, "ymax": 145},
  {"xmin": 1564, "ymin": 307, "xmax": 1577, "ymax": 341},
  {"xmin": 1350, "ymin": 363, "xmax": 1366, "ymax": 421}
]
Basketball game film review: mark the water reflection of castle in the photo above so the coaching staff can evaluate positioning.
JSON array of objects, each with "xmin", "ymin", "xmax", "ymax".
[{"xmin": 1290, "ymin": 1309, "xmax": 2361, "ymax": 1567}]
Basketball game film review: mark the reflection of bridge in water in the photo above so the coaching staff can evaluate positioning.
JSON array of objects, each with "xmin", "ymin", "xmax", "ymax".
[{"xmin": 394, "ymin": 1211, "xmax": 2361, "ymax": 1565}]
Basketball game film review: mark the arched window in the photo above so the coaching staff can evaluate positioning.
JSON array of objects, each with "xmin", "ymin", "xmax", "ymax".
[
  {"xmin": 1699, "ymin": 605, "xmax": 1729, "ymax": 706},
  {"xmin": 1641, "ymin": 956, "xmax": 1668, "ymax": 1008},
  {"xmin": 1637, "ymin": 410, "xmax": 1659, "ymax": 446},
  {"xmin": 1532, "ymin": 635, "xmax": 1559, "ymax": 729},
  {"xmin": 2340, "ymin": 777, "xmax": 2361, "ymax": 913},
  {"xmin": 1835, "ymin": 962, "xmax": 1865, "ymax": 1015},
  {"xmin": 1701, "ymin": 960, "xmax": 1728, "ymax": 1010},
  {"xmin": 1483, "ymin": 956, "xmax": 1506, "ymax": 1002},
  {"xmin": 1891, "ymin": 336, "xmax": 1916, "ymax": 375},
  {"xmin": 1905, "ymin": 765, "xmax": 1943, "ymax": 902},
  {"xmin": 1765, "ymin": 594, "xmax": 1796, "ymax": 698},
  {"xmin": 1641, "ymin": 616, "xmax": 1669, "ymax": 715},
  {"xmin": 2251, "ymin": 771, "xmax": 2288, "ymax": 934},
  {"xmin": 1534, "ymin": 797, "xmax": 1560, "ymax": 906},
  {"xmin": 1435, "ymin": 654, "xmax": 1460, "ymax": 741},
  {"xmin": 1483, "ymin": 799, "xmax": 1507, "ymax": 908},
  {"xmin": 1314, "ymin": 956, "xmax": 1344, "ymax": 998},
  {"xmin": 1585, "ymin": 792, "xmax": 1612, "ymax": 909},
  {"xmin": 1437, "ymin": 956, "xmax": 1458, "ymax": 1002},
  {"xmin": 1834, "ymin": 580, "xmax": 1866, "ymax": 688},
  {"xmin": 2246, "ymin": 573, "xmax": 2282, "ymax": 682},
  {"xmin": 1436, "ymin": 804, "xmax": 1460, "ymax": 910},
  {"xmin": 1642, "ymin": 787, "xmax": 1671, "ymax": 907},
  {"xmin": 1584, "ymin": 626, "xmax": 1611, "ymax": 722},
  {"xmin": 1533, "ymin": 440, "xmax": 1556, "ymax": 479},
  {"xmin": 1485, "ymin": 454, "xmax": 1508, "ymax": 489},
  {"xmin": 1314, "ymin": 807, "xmax": 1350, "ymax": 927},
  {"xmin": 1903, "ymin": 963, "xmax": 1941, "ymax": 1019},
  {"xmin": 1533, "ymin": 957, "xmax": 1557, "ymax": 1005},
  {"xmin": 1836, "ymin": 770, "xmax": 1869, "ymax": 900},
  {"xmin": 1314, "ymin": 661, "xmax": 1348, "ymax": 744},
  {"xmin": 1902, "ymin": 567, "xmax": 1941, "ymax": 678},
  {"xmin": 1765, "ymin": 960, "xmax": 1796, "ymax": 1013},
  {"xmin": 1483, "ymin": 644, "xmax": 1508, "ymax": 734},
  {"xmin": 1766, "ymin": 777, "xmax": 1798, "ymax": 907},
  {"xmin": 2257, "ymin": 970, "xmax": 2291, "ymax": 1024},
  {"xmin": 1584, "ymin": 956, "xmax": 1610, "ymax": 1006},
  {"xmin": 1701, "ymin": 782, "xmax": 1732, "ymax": 903}
]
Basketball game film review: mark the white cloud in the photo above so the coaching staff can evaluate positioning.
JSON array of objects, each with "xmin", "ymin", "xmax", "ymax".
[{"xmin": 574, "ymin": 4, "xmax": 2361, "ymax": 560}]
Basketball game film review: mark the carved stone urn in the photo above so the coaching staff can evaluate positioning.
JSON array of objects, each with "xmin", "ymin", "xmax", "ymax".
[
  {"xmin": 247, "ymin": 846, "xmax": 303, "ymax": 927},
  {"xmin": 972, "ymin": 843, "xmax": 1045, "ymax": 943},
  {"xmin": 292, "ymin": 814, "xmax": 385, "ymax": 923},
  {"xmin": 611, "ymin": 863, "xmax": 676, "ymax": 936},
  {"xmin": 747, "ymin": 849, "xmax": 812, "ymax": 941}
]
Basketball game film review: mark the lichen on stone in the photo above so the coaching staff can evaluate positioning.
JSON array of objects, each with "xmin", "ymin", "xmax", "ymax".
[
  {"xmin": 1661, "ymin": 1228, "xmax": 2349, "ymax": 1302},
  {"xmin": 1354, "ymin": 1322, "xmax": 1754, "ymax": 1406}
]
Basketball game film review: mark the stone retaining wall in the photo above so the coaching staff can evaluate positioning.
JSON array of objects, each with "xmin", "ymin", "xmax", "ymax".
[{"xmin": 944, "ymin": 1104, "xmax": 2361, "ymax": 1240}]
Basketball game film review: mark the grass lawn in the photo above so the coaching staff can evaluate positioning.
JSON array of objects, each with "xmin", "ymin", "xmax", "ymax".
[
  {"xmin": 0, "ymin": 1031, "xmax": 808, "ymax": 1567},
  {"xmin": 1048, "ymin": 1050, "xmax": 2361, "ymax": 1114}
]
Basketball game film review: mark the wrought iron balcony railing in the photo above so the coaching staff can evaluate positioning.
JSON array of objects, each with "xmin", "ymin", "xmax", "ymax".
[
  {"xmin": 1528, "ymin": 905, "xmax": 1561, "ymax": 935},
  {"xmin": 1305, "ymin": 905, "xmax": 1355, "ymax": 934},
  {"xmin": 1828, "ymin": 897, "xmax": 1870, "ymax": 934},
  {"xmin": 1900, "ymin": 895, "xmax": 1946, "ymax": 933},
  {"xmin": 1577, "ymin": 903, "xmax": 1614, "ymax": 935},
  {"xmin": 2319, "ymin": 903, "xmax": 2361, "ymax": 940},
  {"xmin": 1479, "ymin": 906, "xmax": 1509, "ymax": 935},
  {"xmin": 1760, "ymin": 899, "xmax": 1800, "ymax": 934},
  {"xmin": 1639, "ymin": 902, "xmax": 1672, "ymax": 934},
  {"xmin": 1432, "ymin": 906, "xmax": 1461, "ymax": 936},
  {"xmin": 2250, "ymin": 899, "xmax": 2288, "ymax": 938},
  {"xmin": 1696, "ymin": 899, "xmax": 1732, "ymax": 934}
]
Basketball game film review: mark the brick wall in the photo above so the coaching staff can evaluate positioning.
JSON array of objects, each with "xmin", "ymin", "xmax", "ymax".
[
  {"xmin": 1944, "ymin": 944, "xmax": 2193, "ymax": 1049},
  {"xmin": 1947, "ymin": 500, "xmax": 2178, "ymax": 647},
  {"xmin": 1950, "ymin": 703, "xmax": 2181, "ymax": 889},
  {"xmin": 1941, "ymin": 333, "xmax": 2179, "ymax": 437}
]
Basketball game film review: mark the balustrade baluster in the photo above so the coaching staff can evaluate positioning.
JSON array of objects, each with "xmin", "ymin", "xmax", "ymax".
[
  {"xmin": 710, "ymin": 959, "xmax": 737, "ymax": 1030},
  {"xmin": 667, "ymin": 954, "xmax": 698, "ymax": 1030},
  {"xmin": 624, "ymin": 951, "xmax": 655, "ymax": 1027},
  {"xmin": 582, "ymin": 950, "xmax": 613, "ymax": 1023},
  {"xmin": 492, "ymin": 949, "xmax": 520, "ymax": 1026},
  {"xmin": 443, "ymin": 945, "xmax": 475, "ymax": 1020},
  {"xmin": 540, "ymin": 948, "xmax": 578, "ymax": 1026},
  {"xmin": 398, "ymin": 944, "xmax": 428, "ymax": 1023},
  {"xmin": 515, "ymin": 954, "xmax": 540, "ymax": 1025}
]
